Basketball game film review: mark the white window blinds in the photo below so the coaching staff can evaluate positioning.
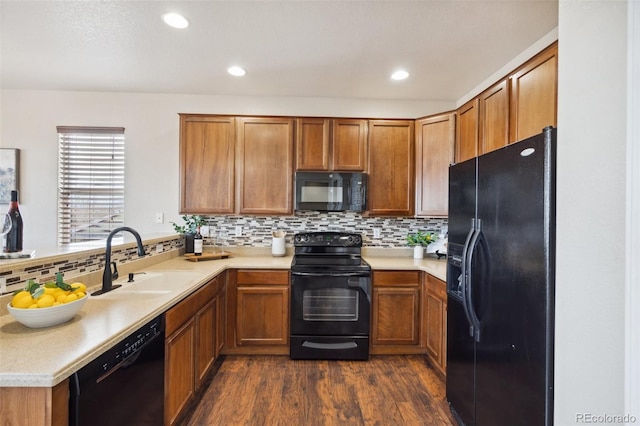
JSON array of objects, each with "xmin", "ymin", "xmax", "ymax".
[{"xmin": 57, "ymin": 127, "xmax": 125, "ymax": 245}]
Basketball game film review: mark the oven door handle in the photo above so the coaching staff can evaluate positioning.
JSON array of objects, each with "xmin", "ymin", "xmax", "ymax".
[{"xmin": 291, "ymin": 271, "xmax": 369, "ymax": 278}]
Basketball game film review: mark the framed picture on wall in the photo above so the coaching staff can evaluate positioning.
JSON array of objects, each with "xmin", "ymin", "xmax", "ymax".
[{"xmin": 0, "ymin": 148, "xmax": 20, "ymax": 203}]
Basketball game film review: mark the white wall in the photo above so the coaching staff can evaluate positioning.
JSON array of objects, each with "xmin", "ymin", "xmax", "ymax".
[
  {"xmin": 626, "ymin": 0, "xmax": 640, "ymax": 419},
  {"xmin": 556, "ymin": 1, "xmax": 630, "ymax": 424},
  {"xmin": 0, "ymin": 91, "xmax": 451, "ymax": 250}
]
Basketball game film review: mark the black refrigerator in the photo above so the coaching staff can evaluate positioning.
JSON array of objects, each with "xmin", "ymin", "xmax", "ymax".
[{"xmin": 446, "ymin": 127, "xmax": 556, "ymax": 426}]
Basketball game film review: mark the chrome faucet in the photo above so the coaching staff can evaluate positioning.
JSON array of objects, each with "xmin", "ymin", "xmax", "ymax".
[{"xmin": 93, "ymin": 227, "xmax": 146, "ymax": 295}]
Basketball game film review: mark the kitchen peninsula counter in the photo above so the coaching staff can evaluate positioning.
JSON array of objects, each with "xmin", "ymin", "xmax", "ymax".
[{"xmin": 0, "ymin": 252, "xmax": 446, "ymax": 388}]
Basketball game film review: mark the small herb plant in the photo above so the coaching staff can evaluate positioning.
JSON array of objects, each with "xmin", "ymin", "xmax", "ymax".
[
  {"xmin": 406, "ymin": 231, "xmax": 437, "ymax": 247},
  {"xmin": 171, "ymin": 215, "xmax": 206, "ymax": 234}
]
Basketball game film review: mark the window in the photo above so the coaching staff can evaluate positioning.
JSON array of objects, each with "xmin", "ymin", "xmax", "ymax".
[{"xmin": 57, "ymin": 127, "xmax": 125, "ymax": 245}]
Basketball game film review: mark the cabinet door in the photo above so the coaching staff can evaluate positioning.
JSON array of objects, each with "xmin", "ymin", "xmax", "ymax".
[
  {"xmin": 372, "ymin": 286, "xmax": 420, "ymax": 346},
  {"xmin": 332, "ymin": 119, "xmax": 367, "ymax": 171},
  {"xmin": 415, "ymin": 113, "xmax": 455, "ymax": 217},
  {"xmin": 296, "ymin": 118, "xmax": 330, "ymax": 170},
  {"xmin": 179, "ymin": 115, "xmax": 235, "ymax": 213},
  {"xmin": 425, "ymin": 291, "xmax": 445, "ymax": 368},
  {"xmin": 237, "ymin": 117, "xmax": 294, "ymax": 214},
  {"xmin": 509, "ymin": 42, "xmax": 558, "ymax": 142},
  {"xmin": 165, "ymin": 318, "xmax": 195, "ymax": 426},
  {"xmin": 236, "ymin": 285, "xmax": 289, "ymax": 346},
  {"xmin": 479, "ymin": 79, "xmax": 509, "ymax": 155},
  {"xmin": 455, "ymin": 98, "xmax": 479, "ymax": 163},
  {"xmin": 425, "ymin": 275, "xmax": 447, "ymax": 375},
  {"xmin": 367, "ymin": 120, "xmax": 415, "ymax": 216},
  {"xmin": 194, "ymin": 299, "xmax": 215, "ymax": 390},
  {"xmin": 215, "ymin": 285, "xmax": 226, "ymax": 358}
]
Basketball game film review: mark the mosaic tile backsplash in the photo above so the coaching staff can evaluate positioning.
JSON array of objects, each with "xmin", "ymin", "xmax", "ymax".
[
  {"xmin": 196, "ymin": 212, "xmax": 448, "ymax": 248},
  {"xmin": 0, "ymin": 236, "xmax": 183, "ymax": 295},
  {"xmin": 1, "ymin": 213, "xmax": 446, "ymax": 295}
]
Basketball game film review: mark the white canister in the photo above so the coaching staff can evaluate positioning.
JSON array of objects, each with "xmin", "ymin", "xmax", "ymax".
[
  {"xmin": 272, "ymin": 230, "xmax": 287, "ymax": 257},
  {"xmin": 413, "ymin": 245, "xmax": 424, "ymax": 259}
]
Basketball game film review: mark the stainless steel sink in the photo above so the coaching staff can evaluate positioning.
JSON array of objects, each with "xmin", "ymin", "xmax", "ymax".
[{"xmin": 93, "ymin": 270, "xmax": 203, "ymax": 299}]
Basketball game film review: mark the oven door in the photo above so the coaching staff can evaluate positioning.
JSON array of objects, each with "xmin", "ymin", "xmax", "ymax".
[
  {"xmin": 290, "ymin": 271, "xmax": 371, "ymax": 337},
  {"xmin": 290, "ymin": 270, "xmax": 371, "ymax": 360}
]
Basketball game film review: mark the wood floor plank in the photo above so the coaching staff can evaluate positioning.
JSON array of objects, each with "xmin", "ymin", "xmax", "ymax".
[{"xmin": 184, "ymin": 355, "xmax": 455, "ymax": 426}]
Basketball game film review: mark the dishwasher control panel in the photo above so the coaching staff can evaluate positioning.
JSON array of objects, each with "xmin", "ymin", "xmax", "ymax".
[{"xmin": 89, "ymin": 313, "xmax": 165, "ymax": 375}]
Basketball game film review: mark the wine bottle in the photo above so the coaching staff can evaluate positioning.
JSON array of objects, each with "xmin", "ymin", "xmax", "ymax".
[
  {"xmin": 5, "ymin": 190, "xmax": 23, "ymax": 253},
  {"xmin": 193, "ymin": 226, "xmax": 203, "ymax": 256}
]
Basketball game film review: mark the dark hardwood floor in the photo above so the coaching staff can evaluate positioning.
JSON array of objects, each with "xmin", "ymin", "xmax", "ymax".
[{"xmin": 185, "ymin": 355, "xmax": 456, "ymax": 426}]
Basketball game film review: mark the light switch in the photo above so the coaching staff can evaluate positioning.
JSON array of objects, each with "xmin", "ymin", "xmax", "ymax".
[
  {"xmin": 155, "ymin": 213, "xmax": 164, "ymax": 224},
  {"xmin": 373, "ymin": 228, "xmax": 381, "ymax": 238}
]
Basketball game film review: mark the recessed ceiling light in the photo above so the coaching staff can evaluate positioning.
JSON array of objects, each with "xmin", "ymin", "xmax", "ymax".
[
  {"xmin": 391, "ymin": 70, "xmax": 410, "ymax": 81},
  {"xmin": 227, "ymin": 66, "xmax": 247, "ymax": 77},
  {"xmin": 162, "ymin": 12, "xmax": 189, "ymax": 29}
]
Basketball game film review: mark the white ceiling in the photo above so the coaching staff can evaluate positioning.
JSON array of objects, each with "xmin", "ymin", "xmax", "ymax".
[{"xmin": 0, "ymin": 0, "xmax": 558, "ymax": 102}]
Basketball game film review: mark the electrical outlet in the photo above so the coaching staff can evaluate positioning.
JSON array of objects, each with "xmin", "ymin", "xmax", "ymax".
[
  {"xmin": 155, "ymin": 243, "xmax": 163, "ymax": 254},
  {"xmin": 155, "ymin": 213, "xmax": 164, "ymax": 224},
  {"xmin": 235, "ymin": 226, "xmax": 242, "ymax": 236},
  {"xmin": 373, "ymin": 228, "xmax": 381, "ymax": 238},
  {"xmin": 0, "ymin": 277, "xmax": 6, "ymax": 294}
]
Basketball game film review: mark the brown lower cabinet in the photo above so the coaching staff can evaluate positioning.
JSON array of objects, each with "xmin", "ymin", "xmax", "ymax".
[
  {"xmin": 371, "ymin": 270, "xmax": 448, "ymax": 377},
  {"xmin": 371, "ymin": 270, "xmax": 423, "ymax": 354},
  {"xmin": 223, "ymin": 269, "xmax": 290, "ymax": 355},
  {"xmin": 0, "ymin": 379, "xmax": 69, "ymax": 426},
  {"xmin": 425, "ymin": 274, "xmax": 447, "ymax": 375},
  {"xmin": 165, "ymin": 274, "xmax": 225, "ymax": 426}
]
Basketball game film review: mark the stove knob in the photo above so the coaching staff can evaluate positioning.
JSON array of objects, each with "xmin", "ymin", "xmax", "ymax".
[
  {"xmin": 354, "ymin": 235, "xmax": 362, "ymax": 245},
  {"xmin": 347, "ymin": 236, "xmax": 354, "ymax": 244}
]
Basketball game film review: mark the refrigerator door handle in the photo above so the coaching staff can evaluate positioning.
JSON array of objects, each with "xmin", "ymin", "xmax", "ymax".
[
  {"xmin": 460, "ymin": 218, "xmax": 477, "ymax": 338},
  {"xmin": 466, "ymin": 218, "xmax": 483, "ymax": 342}
]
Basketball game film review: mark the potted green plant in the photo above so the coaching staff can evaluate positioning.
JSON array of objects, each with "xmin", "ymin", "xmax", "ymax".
[
  {"xmin": 171, "ymin": 215, "xmax": 206, "ymax": 253},
  {"xmin": 407, "ymin": 231, "xmax": 437, "ymax": 259}
]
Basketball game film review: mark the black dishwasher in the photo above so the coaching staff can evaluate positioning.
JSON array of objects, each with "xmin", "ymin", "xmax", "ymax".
[{"xmin": 69, "ymin": 314, "xmax": 165, "ymax": 426}]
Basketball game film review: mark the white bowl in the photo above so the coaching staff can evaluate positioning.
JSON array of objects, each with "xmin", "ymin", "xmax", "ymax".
[{"xmin": 7, "ymin": 296, "xmax": 88, "ymax": 328}]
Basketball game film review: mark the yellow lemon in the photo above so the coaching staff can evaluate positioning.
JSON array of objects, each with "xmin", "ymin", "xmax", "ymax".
[
  {"xmin": 71, "ymin": 283, "xmax": 87, "ymax": 293},
  {"xmin": 56, "ymin": 293, "xmax": 69, "ymax": 303},
  {"xmin": 28, "ymin": 304, "xmax": 38, "ymax": 309},
  {"xmin": 44, "ymin": 287, "xmax": 57, "ymax": 295},
  {"xmin": 62, "ymin": 293, "xmax": 78, "ymax": 304},
  {"xmin": 52, "ymin": 301, "xmax": 61, "ymax": 306},
  {"xmin": 74, "ymin": 291, "xmax": 86, "ymax": 299},
  {"xmin": 11, "ymin": 292, "xmax": 34, "ymax": 309},
  {"xmin": 37, "ymin": 294, "xmax": 55, "ymax": 308}
]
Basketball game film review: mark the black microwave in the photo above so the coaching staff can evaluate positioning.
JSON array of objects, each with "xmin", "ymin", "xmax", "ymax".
[{"xmin": 294, "ymin": 172, "xmax": 367, "ymax": 212}]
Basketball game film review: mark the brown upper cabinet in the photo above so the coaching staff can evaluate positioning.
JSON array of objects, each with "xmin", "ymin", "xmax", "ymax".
[
  {"xmin": 509, "ymin": 42, "xmax": 558, "ymax": 142},
  {"xmin": 179, "ymin": 115, "xmax": 236, "ymax": 214},
  {"xmin": 296, "ymin": 118, "xmax": 330, "ymax": 170},
  {"xmin": 332, "ymin": 119, "xmax": 367, "ymax": 171},
  {"xmin": 415, "ymin": 113, "xmax": 455, "ymax": 217},
  {"xmin": 479, "ymin": 79, "xmax": 509, "ymax": 155},
  {"xmin": 454, "ymin": 41, "xmax": 558, "ymax": 164},
  {"xmin": 295, "ymin": 118, "xmax": 367, "ymax": 171},
  {"xmin": 455, "ymin": 99, "xmax": 479, "ymax": 163},
  {"xmin": 237, "ymin": 117, "xmax": 295, "ymax": 215},
  {"xmin": 367, "ymin": 120, "xmax": 415, "ymax": 216}
]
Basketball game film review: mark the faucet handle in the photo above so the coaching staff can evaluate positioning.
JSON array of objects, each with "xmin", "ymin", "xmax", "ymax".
[{"xmin": 111, "ymin": 262, "xmax": 119, "ymax": 281}]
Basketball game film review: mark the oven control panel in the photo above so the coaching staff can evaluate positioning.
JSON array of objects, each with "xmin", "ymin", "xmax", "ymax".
[{"xmin": 294, "ymin": 232, "xmax": 362, "ymax": 247}]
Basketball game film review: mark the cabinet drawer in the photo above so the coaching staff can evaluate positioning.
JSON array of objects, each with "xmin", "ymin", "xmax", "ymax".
[
  {"xmin": 236, "ymin": 270, "xmax": 289, "ymax": 285},
  {"xmin": 373, "ymin": 270, "xmax": 420, "ymax": 287},
  {"xmin": 166, "ymin": 279, "xmax": 216, "ymax": 336},
  {"xmin": 426, "ymin": 274, "xmax": 447, "ymax": 300}
]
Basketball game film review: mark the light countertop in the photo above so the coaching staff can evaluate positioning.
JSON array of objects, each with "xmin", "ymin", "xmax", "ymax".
[{"xmin": 0, "ymin": 253, "xmax": 446, "ymax": 388}]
